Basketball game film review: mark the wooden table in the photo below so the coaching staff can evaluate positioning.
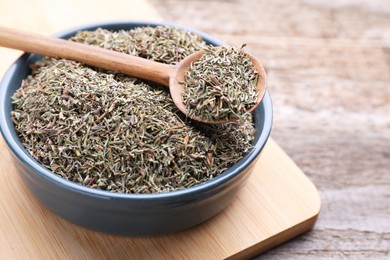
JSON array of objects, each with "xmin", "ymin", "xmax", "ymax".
[
  {"xmin": 0, "ymin": 1, "xmax": 322, "ymax": 259},
  {"xmin": 1, "ymin": 0, "xmax": 388, "ymax": 259},
  {"xmin": 150, "ymin": 0, "xmax": 390, "ymax": 258}
]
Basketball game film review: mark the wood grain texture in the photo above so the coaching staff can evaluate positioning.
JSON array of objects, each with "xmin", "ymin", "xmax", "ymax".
[
  {"xmin": 0, "ymin": 0, "xmax": 321, "ymax": 258},
  {"xmin": 150, "ymin": 0, "xmax": 390, "ymax": 258}
]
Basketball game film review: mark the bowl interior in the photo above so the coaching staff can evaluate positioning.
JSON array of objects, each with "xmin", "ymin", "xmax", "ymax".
[{"xmin": 0, "ymin": 21, "xmax": 272, "ymax": 200}]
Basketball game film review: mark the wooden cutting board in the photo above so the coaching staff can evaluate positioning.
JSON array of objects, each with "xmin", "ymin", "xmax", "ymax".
[{"xmin": 0, "ymin": 1, "xmax": 320, "ymax": 259}]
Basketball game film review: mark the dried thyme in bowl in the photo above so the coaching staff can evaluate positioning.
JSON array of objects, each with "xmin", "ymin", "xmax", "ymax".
[
  {"xmin": 71, "ymin": 26, "xmax": 206, "ymax": 64},
  {"xmin": 11, "ymin": 26, "xmax": 255, "ymax": 194},
  {"xmin": 183, "ymin": 45, "xmax": 259, "ymax": 121}
]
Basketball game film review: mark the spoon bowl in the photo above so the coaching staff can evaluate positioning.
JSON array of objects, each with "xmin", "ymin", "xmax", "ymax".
[
  {"xmin": 170, "ymin": 50, "xmax": 267, "ymax": 124},
  {"xmin": 0, "ymin": 25, "xmax": 267, "ymax": 124}
]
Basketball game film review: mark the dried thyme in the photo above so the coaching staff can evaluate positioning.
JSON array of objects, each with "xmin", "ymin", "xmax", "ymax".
[
  {"xmin": 183, "ymin": 45, "xmax": 259, "ymax": 121},
  {"xmin": 71, "ymin": 26, "xmax": 206, "ymax": 64},
  {"xmin": 11, "ymin": 26, "xmax": 255, "ymax": 194}
]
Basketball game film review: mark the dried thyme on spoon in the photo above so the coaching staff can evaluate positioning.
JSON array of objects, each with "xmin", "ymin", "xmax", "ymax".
[
  {"xmin": 183, "ymin": 45, "xmax": 259, "ymax": 121},
  {"xmin": 11, "ymin": 26, "xmax": 255, "ymax": 194}
]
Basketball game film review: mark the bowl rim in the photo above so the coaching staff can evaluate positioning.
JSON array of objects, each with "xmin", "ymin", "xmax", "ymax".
[{"xmin": 0, "ymin": 20, "xmax": 272, "ymax": 201}]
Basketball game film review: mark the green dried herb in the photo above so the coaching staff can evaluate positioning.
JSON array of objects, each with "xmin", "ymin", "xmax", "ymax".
[
  {"xmin": 183, "ymin": 45, "xmax": 259, "ymax": 121},
  {"xmin": 71, "ymin": 26, "xmax": 206, "ymax": 64},
  {"xmin": 11, "ymin": 26, "xmax": 255, "ymax": 194}
]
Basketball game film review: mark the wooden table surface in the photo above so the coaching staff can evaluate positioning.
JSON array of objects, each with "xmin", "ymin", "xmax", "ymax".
[
  {"xmin": 150, "ymin": 0, "xmax": 390, "ymax": 258},
  {"xmin": 1, "ymin": 0, "xmax": 389, "ymax": 259}
]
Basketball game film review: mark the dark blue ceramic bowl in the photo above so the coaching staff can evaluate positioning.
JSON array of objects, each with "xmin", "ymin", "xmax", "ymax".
[{"xmin": 0, "ymin": 21, "xmax": 272, "ymax": 235}]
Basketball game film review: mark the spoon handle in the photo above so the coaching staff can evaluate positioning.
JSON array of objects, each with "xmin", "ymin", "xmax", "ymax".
[{"xmin": 0, "ymin": 26, "xmax": 173, "ymax": 86}]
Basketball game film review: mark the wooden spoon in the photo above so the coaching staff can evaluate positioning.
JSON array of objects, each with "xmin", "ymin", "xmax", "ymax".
[{"xmin": 0, "ymin": 26, "xmax": 267, "ymax": 124}]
